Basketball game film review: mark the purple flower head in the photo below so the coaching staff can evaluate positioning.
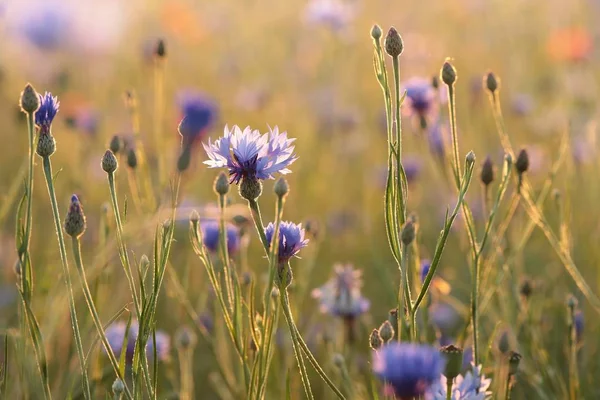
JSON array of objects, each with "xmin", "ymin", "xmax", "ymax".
[
  {"xmin": 264, "ymin": 221, "xmax": 308, "ymax": 263},
  {"xmin": 420, "ymin": 259, "xmax": 431, "ymax": 283},
  {"xmin": 200, "ymin": 220, "xmax": 240, "ymax": 255},
  {"xmin": 204, "ymin": 125, "xmax": 298, "ymax": 184},
  {"xmin": 17, "ymin": 3, "xmax": 72, "ymax": 51},
  {"xmin": 403, "ymin": 77, "xmax": 436, "ymax": 125},
  {"xmin": 373, "ymin": 343, "xmax": 445, "ymax": 399},
  {"xmin": 104, "ymin": 321, "xmax": 170, "ymax": 364},
  {"xmin": 35, "ymin": 92, "xmax": 59, "ymax": 132},
  {"xmin": 312, "ymin": 264, "xmax": 370, "ymax": 319},
  {"xmin": 177, "ymin": 90, "xmax": 218, "ymax": 146}
]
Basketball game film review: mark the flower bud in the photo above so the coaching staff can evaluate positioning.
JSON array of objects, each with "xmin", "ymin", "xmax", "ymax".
[
  {"xmin": 109, "ymin": 135, "xmax": 123, "ymax": 154},
  {"xmin": 102, "ymin": 150, "xmax": 118, "ymax": 174},
  {"xmin": 441, "ymin": 60, "xmax": 457, "ymax": 86},
  {"xmin": 401, "ymin": 221, "xmax": 415, "ymax": 246},
  {"xmin": 64, "ymin": 195, "xmax": 86, "ymax": 238},
  {"xmin": 369, "ymin": 329, "xmax": 383, "ymax": 350},
  {"xmin": 112, "ymin": 378, "xmax": 125, "ymax": 396},
  {"xmin": 440, "ymin": 344, "xmax": 463, "ymax": 380},
  {"xmin": 508, "ymin": 351, "xmax": 522, "ymax": 375},
  {"xmin": 190, "ymin": 210, "xmax": 199, "ymax": 224},
  {"xmin": 384, "ymin": 27, "xmax": 404, "ymax": 58},
  {"xmin": 480, "ymin": 156, "xmax": 494, "ymax": 186},
  {"xmin": 432, "ymin": 75, "xmax": 440, "ymax": 90},
  {"xmin": 371, "ymin": 24, "xmax": 382, "ymax": 41},
  {"xmin": 466, "ymin": 151, "xmax": 476, "ymax": 167},
  {"xmin": 485, "ymin": 71, "xmax": 499, "ymax": 93},
  {"xmin": 20, "ymin": 84, "xmax": 40, "ymax": 114},
  {"xmin": 515, "ymin": 149, "xmax": 529, "ymax": 175},
  {"xmin": 566, "ymin": 294, "xmax": 578, "ymax": 309},
  {"xmin": 378, "ymin": 320, "xmax": 395, "ymax": 343},
  {"xmin": 274, "ymin": 177, "xmax": 289, "ymax": 199},
  {"xmin": 175, "ymin": 326, "xmax": 197, "ymax": 350},
  {"xmin": 520, "ymin": 279, "xmax": 533, "ymax": 299},
  {"xmin": 239, "ymin": 177, "xmax": 263, "ymax": 201},
  {"xmin": 214, "ymin": 172, "xmax": 230, "ymax": 196},
  {"xmin": 126, "ymin": 148, "xmax": 138, "ymax": 169},
  {"xmin": 155, "ymin": 39, "xmax": 166, "ymax": 58},
  {"xmin": 332, "ymin": 353, "xmax": 345, "ymax": 369},
  {"xmin": 36, "ymin": 132, "xmax": 56, "ymax": 158}
]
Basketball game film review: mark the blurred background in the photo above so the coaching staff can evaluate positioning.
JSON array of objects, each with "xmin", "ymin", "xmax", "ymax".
[{"xmin": 1, "ymin": 0, "xmax": 600, "ymax": 398}]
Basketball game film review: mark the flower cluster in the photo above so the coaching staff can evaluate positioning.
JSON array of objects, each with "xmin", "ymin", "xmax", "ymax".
[{"xmin": 312, "ymin": 264, "xmax": 370, "ymax": 319}]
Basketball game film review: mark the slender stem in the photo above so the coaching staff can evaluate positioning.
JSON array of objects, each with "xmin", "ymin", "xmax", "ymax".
[
  {"xmin": 504, "ymin": 374, "xmax": 512, "ymax": 400},
  {"xmin": 447, "ymin": 85, "xmax": 462, "ymax": 187},
  {"xmin": 70, "ymin": 236, "xmax": 133, "ymax": 400},
  {"xmin": 247, "ymin": 199, "xmax": 269, "ymax": 254},
  {"xmin": 446, "ymin": 378, "xmax": 453, "ymax": 400},
  {"xmin": 23, "ymin": 113, "xmax": 35, "ymax": 287},
  {"xmin": 153, "ymin": 54, "xmax": 165, "ymax": 187},
  {"xmin": 177, "ymin": 347, "xmax": 193, "ymax": 400},
  {"xmin": 41, "ymin": 157, "xmax": 90, "ymax": 399},
  {"xmin": 392, "ymin": 56, "xmax": 406, "ymax": 226}
]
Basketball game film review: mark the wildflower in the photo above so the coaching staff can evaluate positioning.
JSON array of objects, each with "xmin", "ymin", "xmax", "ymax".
[
  {"xmin": 403, "ymin": 156, "xmax": 422, "ymax": 184},
  {"xmin": 35, "ymin": 92, "xmax": 60, "ymax": 134},
  {"xmin": 430, "ymin": 364, "xmax": 492, "ymax": 400},
  {"xmin": 403, "ymin": 78, "xmax": 436, "ymax": 128},
  {"xmin": 199, "ymin": 220, "xmax": 241, "ymax": 255},
  {"xmin": 15, "ymin": 2, "xmax": 71, "ymax": 51},
  {"xmin": 428, "ymin": 122, "xmax": 449, "ymax": 160},
  {"xmin": 177, "ymin": 90, "xmax": 218, "ymax": 147},
  {"xmin": 104, "ymin": 321, "xmax": 170, "ymax": 363},
  {"xmin": 264, "ymin": 221, "xmax": 308, "ymax": 263},
  {"xmin": 373, "ymin": 343, "xmax": 445, "ymax": 399},
  {"xmin": 303, "ymin": 0, "xmax": 355, "ymax": 31},
  {"xmin": 204, "ymin": 125, "xmax": 297, "ymax": 189},
  {"xmin": 369, "ymin": 329, "xmax": 383, "ymax": 350},
  {"xmin": 312, "ymin": 264, "xmax": 370, "ymax": 318}
]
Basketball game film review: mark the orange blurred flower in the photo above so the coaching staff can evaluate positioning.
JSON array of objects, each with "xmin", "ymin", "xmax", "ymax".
[
  {"xmin": 160, "ymin": 1, "xmax": 205, "ymax": 43},
  {"xmin": 547, "ymin": 27, "xmax": 592, "ymax": 63}
]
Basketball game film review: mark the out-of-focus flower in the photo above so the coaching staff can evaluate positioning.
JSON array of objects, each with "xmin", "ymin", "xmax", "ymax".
[
  {"xmin": 160, "ymin": 1, "xmax": 206, "ymax": 43},
  {"xmin": 303, "ymin": 0, "xmax": 355, "ymax": 31},
  {"xmin": 572, "ymin": 131, "xmax": 597, "ymax": 165},
  {"xmin": 403, "ymin": 77, "xmax": 437, "ymax": 128},
  {"xmin": 35, "ymin": 92, "xmax": 59, "ymax": 132},
  {"xmin": 547, "ymin": 27, "xmax": 592, "ymax": 63},
  {"xmin": 326, "ymin": 210, "xmax": 357, "ymax": 236},
  {"xmin": 177, "ymin": 90, "xmax": 218, "ymax": 147},
  {"xmin": 104, "ymin": 321, "xmax": 170, "ymax": 364},
  {"xmin": 204, "ymin": 126, "xmax": 297, "ymax": 184},
  {"xmin": 235, "ymin": 85, "xmax": 271, "ymax": 112},
  {"xmin": 312, "ymin": 264, "xmax": 370, "ymax": 318},
  {"xmin": 265, "ymin": 221, "xmax": 308, "ymax": 263},
  {"xmin": 373, "ymin": 343, "xmax": 445, "ymax": 399},
  {"xmin": 430, "ymin": 302, "xmax": 461, "ymax": 336},
  {"xmin": 574, "ymin": 310, "xmax": 584, "ymax": 342},
  {"xmin": 510, "ymin": 93, "xmax": 534, "ymax": 116},
  {"xmin": 428, "ymin": 122, "xmax": 449, "ymax": 160},
  {"xmin": 14, "ymin": 2, "xmax": 71, "ymax": 51},
  {"xmin": 199, "ymin": 220, "xmax": 241, "ymax": 255},
  {"xmin": 402, "ymin": 156, "xmax": 422, "ymax": 184},
  {"xmin": 430, "ymin": 364, "xmax": 492, "ymax": 400}
]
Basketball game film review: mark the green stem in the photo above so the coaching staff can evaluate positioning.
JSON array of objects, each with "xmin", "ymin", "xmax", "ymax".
[
  {"xmin": 70, "ymin": 236, "xmax": 133, "ymax": 400},
  {"xmin": 504, "ymin": 374, "xmax": 512, "ymax": 400},
  {"xmin": 392, "ymin": 56, "xmax": 406, "ymax": 226},
  {"xmin": 23, "ymin": 113, "xmax": 35, "ymax": 290},
  {"xmin": 446, "ymin": 378, "xmax": 453, "ymax": 400},
  {"xmin": 247, "ymin": 199, "xmax": 269, "ymax": 254},
  {"xmin": 41, "ymin": 157, "xmax": 90, "ymax": 399}
]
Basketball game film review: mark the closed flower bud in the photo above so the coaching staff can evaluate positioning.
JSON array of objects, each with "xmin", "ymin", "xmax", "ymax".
[
  {"xmin": 102, "ymin": 150, "xmax": 118, "ymax": 173},
  {"xmin": 508, "ymin": 351, "xmax": 522, "ymax": 375},
  {"xmin": 440, "ymin": 344, "xmax": 463, "ymax": 380},
  {"xmin": 65, "ymin": 195, "xmax": 86, "ymax": 238},
  {"xmin": 387, "ymin": 308, "xmax": 398, "ymax": 339},
  {"xmin": 214, "ymin": 172, "xmax": 230, "ymax": 196},
  {"xmin": 112, "ymin": 378, "xmax": 125, "ymax": 396},
  {"xmin": 36, "ymin": 132, "xmax": 56, "ymax": 157},
  {"xmin": 431, "ymin": 75, "xmax": 440, "ymax": 90},
  {"xmin": 126, "ymin": 148, "xmax": 138, "ymax": 169},
  {"xmin": 480, "ymin": 156, "xmax": 495, "ymax": 186},
  {"xmin": 275, "ymin": 263, "xmax": 293, "ymax": 288},
  {"xmin": 175, "ymin": 326, "xmax": 197, "ymax": 350},
  {"xmin": 332, "ymin": 353, "xmax": 345, "ymax": 369},
  {"xmin": 370, "ymin": 329, "xmax": 383, "ymax": 350},
  {"xmin": 401, "ymin": 221, "xmax": 415, "ymax": 246},
  {"xmin": 239, "ymin": 177, "xmax": 263, "ymax": 201},
  {"xmin": 371, "ymin": 24, "xmax": 382, "ymax": 41},
  {"xmin": 441, "ymin": 60, "xmax": 457, "ymax": 86},
  {"xmin": 274, "ymin": 177, "xmax": 289, "ymax": 199},
  {"xmin": 466, "ymin": 150, "xmax": 476, "ymax": 165},
  {"xmin": 20, "ymin": 84, "xmax": 40, "ymax": 114},
  {"xmin": 566, "ymin": 294, "xmax": 578, "ymax": 309},
  {"xmin": 520, "ymin": 279, "xmax": 533, "ymax": 298},
  {"xmin": 515, "ymin": 149, "xmax": 529, "ymax": 175},
  {"xmin": 485, "ymin": 71, "xmax": 499, "ymax": 93},
  {"xmin": 378, "ymin": 320, "xmax": 395, "ymax": 343},
  {"xmin": 497, "ymin": 330, "xmax": 511, "ymax": 354},
  {"xmin": 384, "ymin": 27, "xmax": 404, "ymax": 58},
  {"xmin": 190, "ymin": 210, "xmax": 200, "ymax": 226},
  {"xmin": 156, "ymin": 39, "xmax": 166, "ymax": 58},
  {"xmin": 109, "ymin": 135, "xmax": 123, "ymax": 154}
]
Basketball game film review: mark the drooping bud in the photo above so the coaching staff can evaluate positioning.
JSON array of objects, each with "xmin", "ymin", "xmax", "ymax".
[
  {"xmin": 20, "ymin": 84, "xmax": 40, "ymax": 114},
  {"xmin": 102, "ymin": 150, "xmax": 118, "ymax": 174},
  {"xmin": 480, "ymin": 156, "xmax": 495, "ymax": 186},
  {"xmin": 109, "ymin": 135, "xmax": 123, "ymax": 154},
  {"xmin": 384, "ymin": 27, "xmax": 404, "ymax": 58},
  {"xmin": 65, "ymin": 195, "xmax": 86, "ymax": 238},
  {"xmin": 485, "ymin": 71, "xmax": 499, "ymax": 93},
  {"xmin": 370, "ymin": 24, "xmax": 382, "ymax": 41},
  {"xmin": 214, "ymin": 172, "xmax": 230, "ymax": 196},
  {"xmin": 369, "ymin": 329, "xmax": 383, "ymax": 350},
  {"xmin": 36, "ymin": 132, "xmax": 56, "ymax": 157},
  {"xmin": 401, "ymin": 220, "xmax": 415, "ymax": 246},
  {"xmin": 239, "ymin": 177, "xmax": 263, "ymax": 201},
  {"xmin": 508, "ymin": 351, "xmax": 522, "ymax": 376},
  {"xmin": 378, "ymin": 320, "xmax": 395, "ymax": 343},
  {"xmin": 440, "ymin": 345, "xmax": 463, "ymax": 380},
  {"xmin": 441, "ymin": 60, "xmax": 457, "ymax": 86},
  {"xmin": 126, "ymin": 148, "xmax": 138, "ymax": 169},
  {"xmin": 515, "ymin": 149, "xmax": 529, "ymax": 175},
  {"xmin": 274, "ymin": 177, "xmax": 289, "ymax": 199}
]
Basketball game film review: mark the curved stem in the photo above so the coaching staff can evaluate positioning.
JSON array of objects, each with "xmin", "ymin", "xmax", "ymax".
[
  {"xmin": 42, "ymin": 156, "xmax": 90, "ymax": 399},
  {"xmin": 247, "ymin": 199, "xmax": 269, "ymax": 254},
  {"xmin": 70, "ymin": 236, "xmax": 133, "ymax": 399}
]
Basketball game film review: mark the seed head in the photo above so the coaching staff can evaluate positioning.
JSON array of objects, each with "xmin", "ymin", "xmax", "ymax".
[
  {"xmin": 515, "ymin": 149, "xmax": 529, "ymax": 175},
  {"xmin": 274, "ymin": 177, "xmax": 289, "ymax": 199},
  {"xmin": 64, "ymin": 195, "xmax": 86, "ymax": 238},
  {"xmin": 102, "ymin": 150, "xmax": 118, "ymax": 173},
  {"xmin": 20, "ymin": 84, "xmax": 40, "ymax": 114},
  {"xmin": 384, "ymin": 27, "xmax": 404, "ymax": 58},
  {"xmin": 378, "ymin": 320, "xmax": 395, "ymax": 343},
  {"xmin": 480, "ymin": 156, "xmax": 495, "ymax": 186},
  {"xmin": 440, "ymin": 344, "xmax": 463, "ymax": 380},
  {"xmin": 485, "ymin": 71, "xmax": 499, "ymax": 93},
  {"xmin": 441, "ymin": 60, "xmax": 457, "ymax": 86},
  {"xmin": 36, "ymin": 132, "xmax": 56, "ymax": 157}
]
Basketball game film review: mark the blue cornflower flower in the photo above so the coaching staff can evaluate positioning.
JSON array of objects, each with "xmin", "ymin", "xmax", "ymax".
[
  {"xmin": 312, "ymin": 264, "xmax": 370, "ymax": 319},
  {"xmin": 403, "ymin": 77, "xmax": 437, "ymax": 127},
  {"xmin": 373, "ymin": 343, "xmax": 445, "ymax": 399},
  {"xmin": 35, "ymin": 92, "xmax": 60, "ymax": 132},
  {"xmin": 203, "ymin": 125, "xmax": 298, "ymax": 185},
  {"xmin": 200, "ymin": 220, "xmax": 241, "ymax": 255},
  {"xmin": 420, "ymin": 259, "xmax": 431, "ymax": 283},
  {"xmin": 431, "ymin": 364, "xmax": 492, "ymax": 400},
  {"xmin": 177, "ymin": 90, "xmax": 218, "ymax": 146},
  {"xmin": 104, "ymin": 321, "xmax": 170, "ymax": 363},
  {"xmin": 265, "ymin": 221, "xmax": 308, "ymax": 263}
]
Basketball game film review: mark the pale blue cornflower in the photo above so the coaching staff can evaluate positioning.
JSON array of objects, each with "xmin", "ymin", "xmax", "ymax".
[
  {"xmin": 265, "ymin": 221, "xmax": 308, "ymax": 263},
  {"xmin": 430, "ymin": 364, "xmax": 492, "ymax": 400},
  {"xmin": 373, "ymin": 343, "xmax": 445, "ymax": 399},
  {"xmin": 200, "ymin": 220, "xmax": 241, "ymax": 255},
  {"xmin": 35, "ymin": 92, "xmax": 60, "ymax": 133},
  {"xmin": 312, "ymin": 264, "xmax": 370, "ymax": 319},
  {"xmin": 203, "ymin": 125, "xmax": 297, "ymax": 185}
]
